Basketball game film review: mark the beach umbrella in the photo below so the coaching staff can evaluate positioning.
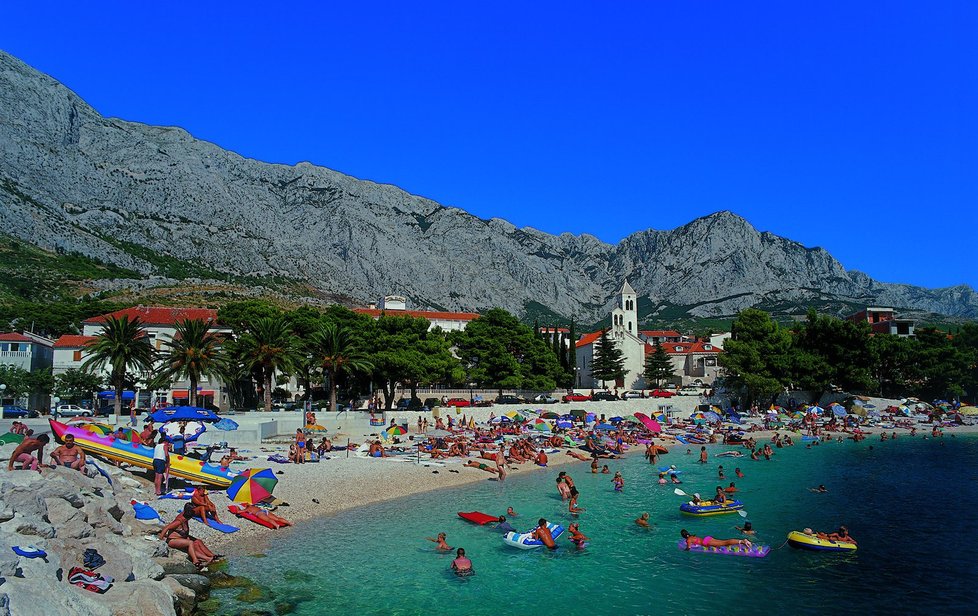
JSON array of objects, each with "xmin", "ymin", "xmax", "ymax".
[
  {"xmin": 727, "ymin": 412, "xmax": 742, "ymax": 424},
  {"xmin": 556, "ymin": 420, "xmax": 573, "ymax": 429},
  {"xmin": 503, "ymin": 411, "xmax": 522, "ymax": 420},
  {"xmin": 655, "ymin": 413, "xmax": 667, "ymax": 422},
  {"xmin": 214, "ymin": 418, "xmax": 239, "ymax": 431},
  {"xmin": 832, "ymin": 407, "xmax": 847, "ymax": 417},
  {"xmin": 559, "ymin": 414, "xmax": 574, "ymax": 420},
  {"xmin": 957, "ymin": 406, "xmax": 978, "ymax": 416},
  {"xmin": 0, "ymin": 432, "xmax": 24, "ymax": 446},
  {"xmin": 849, "ymin": 406, "xmax": 867, "ymax": 417},
  {"xmin": 622, "ymin": 415, "xmax": 641, "ymax": 424},
  {"xmin": 541, "ymin": 412, "xmax": 559, "ymax": 419},
  {"xmin": 809, "ymin": 406, "xmax": 825, "ymax": 415},
  {"xmin": 489, "ymin": 416, "xmax": 511, "ymax": 424},
  {"xmin": 703, "ymin": 411, "xmax": 721, "ymax": 423},
  {"xmin": 80, "ymin": 423, "xmax": 113, "ymax": 436},
  {"xmin": 226, "ymin": 468, "xmax": 278, "ymax": 504},
  {"xmin": 531, "ymin": 422, "xmax": 551, "ymax": 432},
  {"xmin": 159, "ymin": 421, "xmax": 207, "ymax": 443},
  {"xmin": 646, "ymin": 419, "xmax": 663, "ymax": 433},
  {"xmin": 387, "ymin": 425, "xmax": 407, "ymax": 436}
]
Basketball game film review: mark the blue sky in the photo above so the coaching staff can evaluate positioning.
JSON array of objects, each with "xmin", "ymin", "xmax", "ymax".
[{"xmin": 2, "ymin": 1, "xmax": 976, "ymax": 288}]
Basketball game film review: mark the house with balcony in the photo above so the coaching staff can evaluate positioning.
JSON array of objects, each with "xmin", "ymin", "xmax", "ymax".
[
  {"xmin": 661, "ymin": 340, "xmax": 723, "ymax": 386},
  {"xmin": 0, "ymin": 332, "xmax": 54, "ymax": 408},
  {"xmin": 846, "ymin": 307, "xmax": 915, "ymax": 337},
  {"xmin": 56, "ymin": 306, "xmax": 235, "ymax": 409}
]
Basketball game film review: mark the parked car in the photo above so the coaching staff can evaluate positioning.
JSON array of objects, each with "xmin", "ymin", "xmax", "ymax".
[
  {"xmin": 494, "ymin": 394, "xmax": 525, "ymax": 405},
  {"xmin": 1, "ymin": 405, "xmax": 34, "ymax": 419},
  {"xmin": 650, "ymin": 389, "xmax": 675, "ymax": 398},
  {"xmin": 591, "ymin": 391, "xmax": 619, "ymax": 401},
  {"xmin": 677, "ymin": 386, "xmax": 701, "ymax": 396},
  {"xmin": 621, "ymin": 390, "xmax": 644, "ymax": 399},
  {"xmin": 531, "ymin": 394, "xmax": 559, "ymax": 404},
  {"xmin": 423, "ymin": 398, "xmax": 441, "ymax": 409},
  {"xmin": 562, "ymin": 393, "xmax": 591, "ymax": 403},
  {"xmin": 396, "ymin": 398, "xmax": 425, "ymax": 411},
  {"xmin": 56, "ymin": 404, "xmax": 92, "ymax": 417},
  {"xmin": 445, "ymin": 397, "xmax": 471, "ymax": 408}
]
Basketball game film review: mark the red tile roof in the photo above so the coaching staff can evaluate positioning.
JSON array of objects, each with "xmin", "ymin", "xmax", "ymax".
[
  {"xmin": 53, "ymin": 335, "xmax": 97, "ymax": 349},
  {"xmin": 575, "ymin": 331, "xmax": 603, "ymax": 348},
  {"xmin": 660, "ymin": 341, "xmax": 722, "ymax": 355},
  {"xmin": 640, "ymin": 330, "xmax": 681, "ymax": 338},
  {"xmin": 84, "ymin": 307, "xmax": 219, "ymax": 326},
  {"xmin": 539, "ymin": 327, "xmax": 570, "ymax": 333},
  {"xmin": 354, "ymin": 308, "xmax": 480, "ymax": 321},
  {"xmin": 0, "ymin": 332, "xmax": 33, "ymax": 343}
]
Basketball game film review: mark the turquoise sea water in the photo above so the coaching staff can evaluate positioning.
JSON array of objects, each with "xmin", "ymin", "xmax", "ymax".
[{"xmin": 211, "ymin": 435, "xmax": 978, "ymax": 615}]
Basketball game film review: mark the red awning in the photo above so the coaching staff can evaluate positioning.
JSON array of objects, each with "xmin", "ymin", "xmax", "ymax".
[{"xmin": 171, "ymin": 390, "xmax": 215, "ymax": 399}]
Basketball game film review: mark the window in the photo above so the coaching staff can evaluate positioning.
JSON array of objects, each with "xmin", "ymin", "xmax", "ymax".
[
  {"xmin": 675, "ymin": 346, "xmax": 683, "ymax": 352},
  {"xmin": 73, "ymin": 350, "xmax": 82, "ymax": 361},
  {"xmin": 704, "ymin": 344, "xmax": 712, "ymax": 351}
]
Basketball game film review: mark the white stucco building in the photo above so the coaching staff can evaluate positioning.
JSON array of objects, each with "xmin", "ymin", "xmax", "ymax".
[
  {"xmin": 355, "ymin": 295, "xmax": 480, "ymax": 332},
  {"xmin": 574, "ymin": 281, "xmax": 649, "ymax": 390}
]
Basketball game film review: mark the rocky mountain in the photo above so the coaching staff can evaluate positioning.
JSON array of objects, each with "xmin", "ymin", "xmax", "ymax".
[{"xmin": 1, "ymin": 50, "xmax": 976, "ymax": 323}]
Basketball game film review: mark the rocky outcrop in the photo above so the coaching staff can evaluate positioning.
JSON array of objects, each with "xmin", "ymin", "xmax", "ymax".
[
  {"xmin": 0, "ymin": 459, "xmax": 204, "ymax": 615},
  {"xmin": 1, "ymin": 50, "xmax": 975, "ymax": 321}
]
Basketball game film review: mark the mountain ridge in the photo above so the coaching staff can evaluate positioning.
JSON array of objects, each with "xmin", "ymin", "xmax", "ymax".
[{"xmin": 1, "ymin": 49, "xmax": 976, "ymax": 323}]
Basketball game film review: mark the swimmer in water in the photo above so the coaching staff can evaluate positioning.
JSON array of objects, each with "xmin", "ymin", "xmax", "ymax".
[
  {"xmin": 506, "ymin": 506, "xmax": 518, "ymax": 517},
  {"xmin": 724, "ymin": 482, "xmax": 737, "ymax": 494},
  {"xmin": 612, "ymin": 471, "xmax": 624, "ymax": 492},
  {"xmin": 658, "ymin": 472, "xmax": 667, "ymax": 485},
  {"xmin": 568, "ymin": 522, "xmax": 589, "ymax": 548},
  {"xmin": 718, "ymin": 465, "xmax": 725, "ymax": 479},
  {"xmin": 636, "ymin": 512, "xmax": 651, "ymax": 528},
  {"xmin": 699, "ymin": 446, "xmax": 708, "ymax": 464},
  {"xmin": 671, "ymin": 473, "xmax": 682, "ymax": 484},
  {"xmin": 735, "ymin": 467, "xmax": 744, "ymax": 478},
  {"xmin": 451, "ymin": 548, "xmax": 473, "ymax": 576},
  {"xmin": 568, "ymin": 487, "xmax": 585, "ymax": 514},
  {"xmin": 425, "ymin": 532, "xmax": 452, "ymax": 551},
  {"xmin": 736, "ymin": 521, "xmax": 756, "ymax": 536},
  {"xmin": 601, "ymin": 464, "xmax": 610, "ymax": 474},
  {"xmin": 809, "ymin": 484, "xmax": 828, "ymax": 493},
  {"xmin": 533, "ymin": 518, "xmax": 557, "ymax": 550}
]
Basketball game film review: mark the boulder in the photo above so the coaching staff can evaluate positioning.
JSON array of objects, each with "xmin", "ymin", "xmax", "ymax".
[
  {"xmin": 167, "ymin": 573, "xmax": 210, "ymax": 594},
  {"xmin": 162, "ymin": 576, "xmax": 197, "ymax": 615},
  {"xmin": 10, "ymin": 513, "xmax": 56, "ymax": 538},
  {"xmin": 101, "ymin": 579, "xmax": 178, "ymax": 616},
  {"xmin": 156, "ymin": 555, "xmax": 198, "ymax": 575}
]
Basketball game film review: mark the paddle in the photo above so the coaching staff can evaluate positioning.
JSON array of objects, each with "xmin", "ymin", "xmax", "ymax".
[{"xmin": 673, "ymin": 488, "xmax": 748, "ymax": 517}]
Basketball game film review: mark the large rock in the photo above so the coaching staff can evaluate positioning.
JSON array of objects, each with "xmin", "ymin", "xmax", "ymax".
[{"xmin": 0, "ymin": 49, "xmax": 975, "ymax": 322}]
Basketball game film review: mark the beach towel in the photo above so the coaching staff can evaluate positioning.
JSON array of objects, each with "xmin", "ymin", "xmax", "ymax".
[
  {"xmin": 11, "ymin": 545, "xmax": 46, "ymax": 559},
  {"xmin": 159, "ymin": 488, "xmax": 195, "ymax": 500},
  {"xmin": 191, "ymin": 516, "xmax": 239, "ymax": 533},
  {"xmin": 130, "ymin": 500, "xmax": 162, "ymax": 521},
  {"xmin": 68, "ymin": 567, "xmax": 113, "ymax": 593},
  {"xmin": 266, "ymin": 454, "xmax": 291, "ymax": 464}
]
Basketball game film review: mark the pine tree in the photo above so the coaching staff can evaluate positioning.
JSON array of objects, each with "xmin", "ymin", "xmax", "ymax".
[
  {"xmin": 533, "ymin": 318, "xmax": 540, "ymax": 339},
  {"xmin": 591, "ymin": 329, "xmax": 626, "ymax": 387},
  {"xmin": 644, "ymin": 342, "xmax": 676, "ymax": 387},
  {"xmin": 568, "ymin": 319, "xmax": 578, "ymax": 382}
]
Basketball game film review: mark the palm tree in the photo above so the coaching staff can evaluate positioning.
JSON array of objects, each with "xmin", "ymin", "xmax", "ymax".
[
  {"xmin": 161, "ymin": 319, "xmax": 226, "ymax": 407},
  {"xmin": 82, "ymin": 315, "xmax": 156, "ymax": 418},
  {"xmin": 310, "ymin": 322, "xmax": 373, "ymax": 414},
  {"xmin": 236, "ymin": 316, "xmax": 298, "ymax": 412}
]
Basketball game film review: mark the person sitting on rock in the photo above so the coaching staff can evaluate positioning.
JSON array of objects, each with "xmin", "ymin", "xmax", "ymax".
[
  {"xmin": 159, "ymin": 503, "xmax": 221, "ymax": 569},
  {"xmin": 50, "ymin": 434, "xmax": 86, "ymax": 473}
]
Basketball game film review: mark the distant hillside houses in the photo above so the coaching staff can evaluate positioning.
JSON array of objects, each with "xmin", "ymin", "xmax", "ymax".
[
  {"xmin": 354, "ymin": 295, "xmax": 480, "ymax": 332},
  {"xmin": 573, "ymin": 281, "xmax": 726, "ymax": 389}
]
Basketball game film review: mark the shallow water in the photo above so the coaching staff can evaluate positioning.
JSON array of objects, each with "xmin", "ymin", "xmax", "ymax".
[{"xmin": 210, "ymin": 435, "xmax": 978, "ymax": 615}]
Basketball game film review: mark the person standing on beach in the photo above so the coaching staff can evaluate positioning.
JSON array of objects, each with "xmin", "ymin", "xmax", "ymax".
[
  {"xmin": 295, "ymin": 429, "xmax": 306, "ymax": 464},
  {"xmin": 154, "ymin": 439, "xmax": 171, "ymax": 495},
  {"xmin": 417, "ymin": 416, "xmax": 423, "ymax": 433}
]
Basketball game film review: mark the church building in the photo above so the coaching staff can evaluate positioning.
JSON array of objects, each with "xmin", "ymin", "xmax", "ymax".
[{"xmin": 574, "ymin": 281, "xmax": 650, "ymax": 390}]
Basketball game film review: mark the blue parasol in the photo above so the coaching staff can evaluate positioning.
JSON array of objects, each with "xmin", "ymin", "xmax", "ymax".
[
  {"xmin": 214, "ymin": 418, "xmax": 239, "ymax": 431},
  {"xmin": 150, "ymin": 406, "xmax": 220, "ymax": 423}
]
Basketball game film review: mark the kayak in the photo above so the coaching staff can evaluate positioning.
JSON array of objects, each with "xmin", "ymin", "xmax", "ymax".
[
  {"xmin": 458, "ymin": 511, "xmax": 500, "ymax": 525},
  {"xmin": 49, "ymin": 420, "xmax": 238, "ymax": 488},
  {"xmin": 787, "ymin": 530, "xmax": 857, "ymax": 552},
  {"xmin": 680, "ymin": 500, "xmax": 744, "ymax": 516}
]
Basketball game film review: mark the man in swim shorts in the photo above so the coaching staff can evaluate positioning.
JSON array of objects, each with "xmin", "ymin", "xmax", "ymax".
[
  {"xmin": 50, "ymin": 434, "xmax": 86, "ymax": 472},
  {"xmin": 533, "ymin": 518, "xmax": 557, "ymax": 550}
]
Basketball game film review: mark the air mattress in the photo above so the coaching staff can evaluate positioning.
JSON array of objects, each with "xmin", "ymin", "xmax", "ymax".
[
  {"xmin": 678, "ymin": 540, "xmax": 770, "ymax": 558},
  {"xmin": 502, "ymin": 522, "xmax": 564, "ymax": 549},
  {"xmin": 228, "ymin": 503, "xmax": 279, "ymax": 529},
  {"xmin": 458, "ymin": 511, "xmax": 500, "ymax": 525}
]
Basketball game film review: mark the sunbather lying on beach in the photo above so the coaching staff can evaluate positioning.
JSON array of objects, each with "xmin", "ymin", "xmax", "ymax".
[
  {"xmin": 233, "ymin": 504, "xmax": 293, "ymax": 529},
  {"xmin": 464, "ymin": 459, "xmax": 507, "ymax": 480}
]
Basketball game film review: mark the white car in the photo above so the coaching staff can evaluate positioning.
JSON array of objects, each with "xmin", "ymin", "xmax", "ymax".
[
  {"xmin": 621, "ymin": 391, "xmax": 644, "ymax": 399},
  {"xmin": 677, "ymin": 386, "xmax": 701, "ymax": 396},
  {"xmin": 56, "ymin": 404, "xmax": 91, "ymax": 417}
]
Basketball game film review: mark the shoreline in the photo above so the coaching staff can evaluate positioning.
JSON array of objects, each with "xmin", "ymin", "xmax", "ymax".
[{"xmin": 204, "ymin": 422, "xmax": 978, "ymax": 556}]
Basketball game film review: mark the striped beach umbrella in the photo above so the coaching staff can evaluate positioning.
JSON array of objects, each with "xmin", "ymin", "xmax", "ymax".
[
  {"xmin": 226, "ymin": 468, "xmax": 278, "ymax": 504},
  {"xmin": 387, "ymin": 425, "xmax": 407, "ymax": 436}
]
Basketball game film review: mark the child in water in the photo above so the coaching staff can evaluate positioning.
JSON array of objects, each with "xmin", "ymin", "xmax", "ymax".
[
  {"xmin": 658, "ymin": 472, "xmax": 667, "ymax": 485},
  {"xmin": 601, "ymin": 465, "xmax": 610, "ymax": 474},
  {"xmin": 568, "ymin": 522, "xmax": 589, "ymax": 548},
  {"xmin": 612, "ymin": 471, "xmax": 624, "ymax": 492}
]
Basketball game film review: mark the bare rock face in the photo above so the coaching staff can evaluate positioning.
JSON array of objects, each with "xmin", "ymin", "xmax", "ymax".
[{"xmin": 1, "ymin": 50, "xmax": 975, "ymax": 321}]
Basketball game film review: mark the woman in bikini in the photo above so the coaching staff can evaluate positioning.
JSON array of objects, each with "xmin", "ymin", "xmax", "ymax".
[
  {"xmin": 159, "ymin": 503, "xmax": 219, "ymax": 569},
  {"xmin": 295, "ymin": 429, "xmax": 306, "ymax": 464},
  {"xmin": 680, "ymin": 529, "xmax": 752, "ymax": 550}
]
